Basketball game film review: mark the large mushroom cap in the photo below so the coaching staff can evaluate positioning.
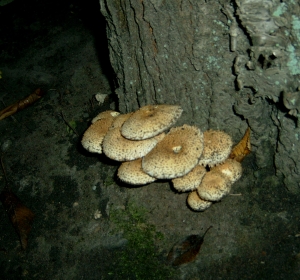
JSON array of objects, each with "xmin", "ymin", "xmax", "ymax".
[
  {"xmin": 172, "ymin": 164, "xmax": 206, "ymax": 192},
  {"xmin": 142, "ymin": 124, "xmax": 204, "ymax": 179},
  {"xmin": 121, "ymin": 104, "xmax": 183, "ymax": 140},
  {"xmin": 118, "ymin": 158, "xmax": 156, "ymax": 185},
  {"xmin": 187, "ymin": 191, "xmax": 212, "ymax": 211},
  {"xmin": 213, "ymin": 159, "xmax": 242, "ymax": 184},
  {"xmin": 197, "ymin": 171, "xmax": 231, "ymax": 201},
  {"xmin": 102, "ymin": 113, "xmax": 165, "ymax": 161},
  {"xmin": 81, "ymin": 117, "xmax": 115, "ymax": 154},
  {"xmin": 198, "ymin": 129, "xmax": 233, "ymax": 167}
]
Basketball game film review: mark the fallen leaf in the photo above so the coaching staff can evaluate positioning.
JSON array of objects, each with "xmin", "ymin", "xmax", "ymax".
[
  {"xmin": 167, "ymin": 226, "xmax": 212, "ymax": 266},
  {"xmin": 0, "ymin": 189, "xmax": 35, "ymax": 250},
  {"xmin": 0, "ymin": 88, "xmax": 44, "ymax": 121},
  {"xmin": 229, "ymin": 127, "xmax": 251, "ymax": 162}
]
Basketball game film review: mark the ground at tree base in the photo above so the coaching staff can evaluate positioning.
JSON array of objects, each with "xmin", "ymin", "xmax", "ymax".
[{"xmin": 0, "ymin": 1, "xmax": 300, "ymax": 279}]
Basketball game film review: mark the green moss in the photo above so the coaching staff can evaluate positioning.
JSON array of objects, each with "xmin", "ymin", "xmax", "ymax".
[
  {"xmin": 284, "ymin": 14, "xmax": 300, "ymax": 76},
  {"xmin": 104, "ymin": 176, "xmax": 115, "ymax": 186},
  {"xmin": 0, "ymin": 0, "xmax": 14, "ymax": 6},
  {"xmin": 206, "ymin": 56, "xmax": 221, "ymax": 70},
  {"xmin": 286, "ymin": 44, "xmax": 300, "ymax": 75},
  {"xmin": 66, "ymin": 120, "xmax": 77, "ymax": 135},
  {"xmin": 108, "ymin": 201, "xmax": 174, "ymax": 280},
  {"xmin": 272, "ymin": 3, "xmax": 287, "ymax": 17}
]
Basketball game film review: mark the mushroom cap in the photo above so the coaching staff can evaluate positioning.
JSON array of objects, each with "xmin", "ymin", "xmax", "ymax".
[
  {"xmin": 110, "ymin": 112, "xmax": 134, "ymax": 129},
  {"xmin": 172, "ymin": 164, "xmax": 206, "ymax": 192},
  {"xmin": 197, "ymin": 171, "xmax": 231, "ymax": 201},
  {"xmin": 187, "ymin": 191, "xmax": 212, "ymax": 211},
  {"xmin": 91, "ymin": 110, "xmax": 120, "ymax": 124},
  {"xmin": 121, "ymin": 104, "xmax": 183, "ymax": 140},
  {"xmin": 213, "ymin": 159, "xmax": 242, "ymax": 184},
  {"xmin": 102, "ymin": 114, "xmax": 165, "ymax": 161},
  {"xmin": 118, "ymin": 158, "xmax": 156, "ymax": 185},
  {"xmin": 142, "ymin": 125, "xmax": 204, "ymax": 179},
  {"xmin": 198, "ymin": 130, "xmax": 233, "ymax": 167},
  {"xmin": 81, "ymin": 117, "xmax": 114, "ymax": 153}
]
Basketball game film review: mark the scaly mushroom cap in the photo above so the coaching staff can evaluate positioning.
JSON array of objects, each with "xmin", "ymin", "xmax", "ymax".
[
  {"xmin": 81, "ymin": 117, "xmax": 115, "ymax": 154},
  {"xmin": 121, "ymin": 104, "xmax": 183, "ymax": 140},
  {"xmin": 197, "ymin": 170, "xmax": 231, "ymax": 201},
  {"xmin": 110, "ymin": 112, "xmax": 134, "ymax": 129},
  {"xmin": 142, "ymin": 125, "xmax": 204, "ymax": 179},
  {"xmin": 102, "ymin": 113, "xmax": 165, "ymax": 161},
  {"xmin": 172, "ymin": 164, "xmax": 206, "ymax": 192},
  {"xmin": 118, "ymin": 158, "xmax": 156, "ymax": 185},
  {"xmin": 91, "ymin": 110, "xmax": 120, "ymax": 124},
  {"xmin": 198, "ymin": 130, "xmax": 233, "ymax": 167},
  {"xmin": 187, "ymin": 191, "xmax": 212, "ymax": 211},
  {"xmin": 213, "ymin": 159, "xmax": 242, "ymax": 184}
]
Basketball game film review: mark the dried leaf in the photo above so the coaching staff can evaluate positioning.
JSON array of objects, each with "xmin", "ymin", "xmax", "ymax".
[
  {"xmin": 229, "ymin": 127, "xmax": 251, "ymax": 162},
  {"xmin": 167, "ymin": 226, "xmax": 212, "ymax": 266},
  {"xmin": 0, "ymin": 189, "xmax": 35, "ymax": 250},
  {"xmin": 0, "ymin": 88, "xmax": 44, "ymax": 121}
]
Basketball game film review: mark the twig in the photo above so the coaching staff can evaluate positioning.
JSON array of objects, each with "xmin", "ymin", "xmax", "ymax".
[
  {"xmin": 229, "ymin": 193, "xmax": 242, "ymax": 196},
  {"xmin": 0, "ymin": 99, "xmax": 17, "ymax": 123},
  {"xmin": 60, "ymin": 111, "xmax": 79, "ymax": 136},
  {"xmin": 89, "ymin": 97, "xmax": 95, "ymax": 111},
  {"xmin": 1, "ymin": 98, "xmax": 33, "ymax": 133},
  {"xmin": 0, "ymin": 154, "xmax": 9, "ymax": 189}
]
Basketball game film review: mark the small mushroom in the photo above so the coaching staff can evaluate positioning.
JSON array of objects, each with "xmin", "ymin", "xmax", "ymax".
[
  {"xmin": 142, "ymin": 125, "xmax": 204, "ymax": 179},
  {"xmin": 187, "ymin": 191, "xmax": 212, "ymax": 211},
  {"xmin": 121, "ymin": 104, "xmax": 183, "ymax": 140},
  {"xmin": 81, "ymin": 113, "xmax": 116, "ymax": 154},
  {"xmin": 198, "ymin": 130, "xmax": 233, "ymax": 167},
  {"xmin": 117, "ymin": 158, "xmax": 156, "ymax": 185},
  {"xmin": 213, "ymin": 159, "xmax": 242, "ymax": 184},
  {"xmin": 197, "ymin": 170, "xmax": 231, "ymax": 202},
  {"xmin": 172, "ymin": 165, "xmax": 206, "ymax": 192}
]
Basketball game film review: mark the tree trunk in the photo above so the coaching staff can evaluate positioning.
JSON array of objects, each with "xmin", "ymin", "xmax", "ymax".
[{"xmin": 99, "ymin": 0, "xmax": 300, "ymax": 193}]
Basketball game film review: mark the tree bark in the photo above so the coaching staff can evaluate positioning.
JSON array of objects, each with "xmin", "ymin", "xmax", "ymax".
[{"xmin": 99, "ymin": 0, "xmax": 300, "ymax": 193}]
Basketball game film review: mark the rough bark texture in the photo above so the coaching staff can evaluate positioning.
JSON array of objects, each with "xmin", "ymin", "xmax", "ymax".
[{"xmin": 100, "ymin": 0, "xmax": 300, "ymax": 193}]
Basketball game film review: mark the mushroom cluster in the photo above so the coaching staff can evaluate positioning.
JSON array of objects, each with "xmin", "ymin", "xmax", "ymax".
[{"xmin": 82, "ymin": 105, "xmax": 250, "ymax": 211}]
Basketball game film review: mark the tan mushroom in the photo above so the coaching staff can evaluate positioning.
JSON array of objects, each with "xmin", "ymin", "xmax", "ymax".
[
  {"xmin": 81, "ymin": 112, "xmax": 117, "ymax": 153},
  {"xmin": 213, "ymin": 158, "xmax": 242, "ymax": 184},
  {"xmin": 187, "ymin": 191, "xmax": 212, "ymax": 211},
  {"xmin": 102, "ymin": 113, "xmax": 165, "ymax": 161},
  {"xmin": 117, "ymin": 158, "xmax": 156, "ymax": 185},
  {"xmin": 197, "ymin": 170, "xmax": 231, "ymax": 201},
  {"xmin": 172, "ymin": 164, "xmax": 206, "ymax": 192},
  {"xmin": 198, "ymin": 129, "xmax": 233, "ymax": 167},
  {"xmin": 91, "ymin": 110, "xmax": 120, "ymax": 124},
  {"xmin": 121, "ymin": 104, "xmax": 183, "ymax": 140},
  {"xmin": 142, "ymin": 125, "xmax": 204, "ymax": 179},
  {"xmin": 110, "ymin": 112, "xmax": 134, "ymax": 129}
]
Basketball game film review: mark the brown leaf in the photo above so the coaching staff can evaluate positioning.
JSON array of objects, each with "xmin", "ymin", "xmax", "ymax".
[
  {"xmin": 0, "ymin": 88, "xmax": 44, "ymax": 121},
  {"xmin": 0, "ymin": 189, "xmax": 35, "ymax": 250},
  {"xmin": 229, "ymin": 127, "xmax": 251, "ymax": 162},
  {"xmin": 167, "ymin": 226, "xmax": 212, "ymax": 266}
]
